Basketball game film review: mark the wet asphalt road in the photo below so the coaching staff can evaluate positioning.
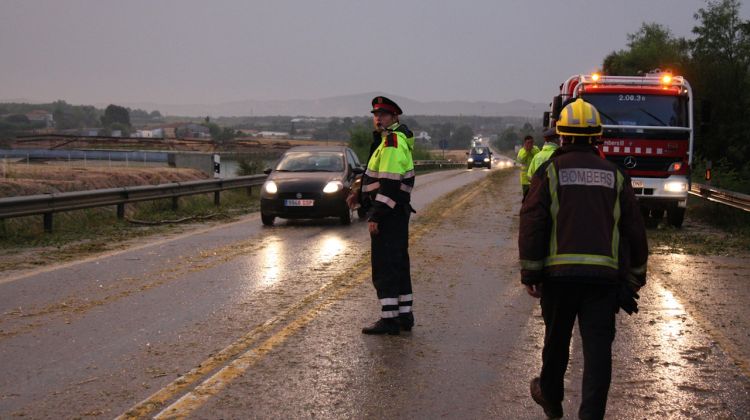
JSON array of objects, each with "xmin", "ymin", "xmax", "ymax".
[{"xmin": 1, "ymin": 161, "xmax": 749, "ymax": 419}]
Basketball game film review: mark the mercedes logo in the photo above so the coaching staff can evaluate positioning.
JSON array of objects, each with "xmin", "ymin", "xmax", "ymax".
[
  {"xmin": 624, "ymin": 156, "xmax": 637, "ymax": 169},
  {"xmin": 296, "ymin": 193, "xmax": 302, "ymax": 199}
]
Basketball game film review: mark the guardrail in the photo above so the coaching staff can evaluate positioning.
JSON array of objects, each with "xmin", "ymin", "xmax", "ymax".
[
  {"xmin": 689, "ymin": 182, "xmax": 750, "ymax": 212},
  {"xmin": 0, "ymin": 175, "xmax": 267, "ymax": 232},
  {"xmin": 0, "ymin": 161, "xmax": 467, "ymax": 233},
  {"xmin": 413, "ymin": 160, "xmax": 466, "ymax": 170}
]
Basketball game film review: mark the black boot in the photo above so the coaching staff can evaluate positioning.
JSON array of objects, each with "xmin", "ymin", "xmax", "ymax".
[
  {"xmin": 362, "ymin": 318, "xmax": 400, "ymax": 335},
  {"xmin": 530, "ymin": 377, "xmax": 563, "ymax": 419},
  {"xmin": 398, "ymin": 312, "xmax": 414, "ymax": 331}
]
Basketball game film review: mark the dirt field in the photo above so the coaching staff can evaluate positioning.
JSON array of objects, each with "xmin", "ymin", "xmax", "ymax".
[{"xmin": 0, "ymin": 163, "xmax": 207, "ymax": 197}]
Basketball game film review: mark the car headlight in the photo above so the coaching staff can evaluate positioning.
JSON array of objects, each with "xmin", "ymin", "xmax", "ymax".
[
  {"xmin": 664, "ymin": 181, "xmax": 687, "ymax": 193},
  {"xmin": 484, "ymin": 158, "xmax": 490, "ymax": 162},
  {"xmin": 467, "ymin": 158, "xmax": 474, "ymax": 162},
  {"xmin": 323, "ymin": 181, "xmax": 343, "ymax": 193},
  {"xmin": 264, "ymin": 181, "xmax": 278, "ymax": 194}
]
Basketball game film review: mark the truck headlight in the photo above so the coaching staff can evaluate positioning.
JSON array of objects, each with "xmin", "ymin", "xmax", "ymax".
[
  {"xmin": 264, "ymin": 181, "xmax": 278, "ymax": 194},
  {"xmin": 467, "ymin": 158, "xmax": 474, "ymax": 162},
  {"xmin": 664, "ymin": 181, "xmax": 687, "ymax": 192},
  {"xmin": 323, "ymin": 181, "xmax": 343, "ymax": 193}
]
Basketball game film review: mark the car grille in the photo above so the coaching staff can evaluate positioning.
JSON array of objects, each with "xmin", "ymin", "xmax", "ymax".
[{"xmin": 606, "ymin": 156, "xmax": 680, "ymax": 172}]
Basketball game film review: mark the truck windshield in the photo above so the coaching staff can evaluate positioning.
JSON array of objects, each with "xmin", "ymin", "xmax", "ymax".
[{"xmin": 581, "ymin": 93, "xmax": 689, "ymax": 128}]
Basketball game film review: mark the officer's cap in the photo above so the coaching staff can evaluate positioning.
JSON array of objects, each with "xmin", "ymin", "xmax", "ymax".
[{"xmin": 370, "ymin": 96, "xmax": 403, "ymax": 115}]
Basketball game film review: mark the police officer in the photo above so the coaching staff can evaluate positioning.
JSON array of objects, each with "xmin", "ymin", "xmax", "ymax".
[
  {"xmin": 518, "ymin": 98, "xmax": 648, "ymax": 419},
  {"xmin": 516, "ymin": 135, "xmax": 540, "ymax": 198},
  {"xmin": 527, "ymin": 127, "xmax": 559, "ymax": 178},
  {"xmin": 350, "ymin": 96, "xmax": 415, "ymax": 335}
]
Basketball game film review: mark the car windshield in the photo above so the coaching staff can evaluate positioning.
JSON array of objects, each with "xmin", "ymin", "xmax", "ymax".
[
  {"xmin": 581, "ymin": 93, "xmax": 689, "ymax": 127},
  {"xmin": 275, "ymin": 151, "xmax": 344, "ymax": 172},
  {"xmin": 471, "ymin": 147, "xmax": 488, "ymax": 155}
]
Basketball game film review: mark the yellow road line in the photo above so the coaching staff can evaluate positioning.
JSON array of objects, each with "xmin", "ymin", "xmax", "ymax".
[
  {"xmin": 153, "ymin": 267, "xmax": 369, "ymax": 419},
  {"xmin": 116, "ymin": 170, "xmax": 501, "ymax": 419},
  {"xmin": 116, "ymin": 257, "xmax": 370, "ymax": 420}
]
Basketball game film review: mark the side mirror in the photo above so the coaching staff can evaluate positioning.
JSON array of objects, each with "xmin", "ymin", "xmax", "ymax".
[
  {"xmin": 543, "ymin": 111, "xmax": 550, "ymax": 128},
  {"xmin": 352, "ymin": 166, "xmax": 365, "ymax": 175},
  {"xmin": 263, "ymin": 168, "xmax": 272, "ymax": 175},
  {"xmin": 551, "ymin": 95, "xmax": 563, "ymax": 120}
]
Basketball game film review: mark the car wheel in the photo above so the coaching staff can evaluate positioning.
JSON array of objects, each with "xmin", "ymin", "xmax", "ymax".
[
  {"xmin": 261, "ymin": 213, "xmax": 275, "ymax": 226},
  {"xmin": 340, "ymin": 207, "xmax": 352, "ymax": 225},
  {"xmin": 467, "ymin": 164, "xmax": 472, "ymax": 169}
]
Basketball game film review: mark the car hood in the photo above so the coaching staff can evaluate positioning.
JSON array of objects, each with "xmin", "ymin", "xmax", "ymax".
[{"xmin": 267, "ymin": 171, "xmax": 345, "ymax": 193}]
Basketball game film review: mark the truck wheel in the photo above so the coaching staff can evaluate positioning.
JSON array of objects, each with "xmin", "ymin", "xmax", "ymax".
[
  {"xmin": 261, "ymin": 213, "xmax": 275, "ymax": 226},
  {"xmin": 667, "ymin": 207, "xmax": 685, "ymax": 228},
  {"xmin": 651, "ymin": 209, "xmax": 665, "ymax": 220}
]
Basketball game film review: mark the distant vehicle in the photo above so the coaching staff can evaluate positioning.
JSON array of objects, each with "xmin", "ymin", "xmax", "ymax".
[
  {"xmin": 466, "ymin": 146, "xmax": 492, "ymax": 169},
  {"xmin": 260, "ymin": 146, "xmax": 363, "ymax": 226}
]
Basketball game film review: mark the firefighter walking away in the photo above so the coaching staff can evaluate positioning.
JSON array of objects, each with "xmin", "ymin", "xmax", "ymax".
[{"xmin": 518, "ymin": 98, "xmax": 648, "ymax": 419}]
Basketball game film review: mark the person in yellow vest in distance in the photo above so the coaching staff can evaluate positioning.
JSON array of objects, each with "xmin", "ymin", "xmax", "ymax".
[
  {"xmin": 516, "ymin": 135, "xmax": 540, "ymax": 198},
  {"xmin": 527, "ymin": 128, "xmax": 560, "ymax": 178}
]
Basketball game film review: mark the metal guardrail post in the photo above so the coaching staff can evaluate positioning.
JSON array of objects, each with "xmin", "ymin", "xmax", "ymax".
[
  {"xmin": 171, "ymin": 197, "xmax": 179, "ymax": 211},
  {"xmin": 214, "ymin": 191, "xmax": 221, "ymax": 206},
  {"xmin": 117, "ymin": 203, "xmax": 125, "ymax": 219}
]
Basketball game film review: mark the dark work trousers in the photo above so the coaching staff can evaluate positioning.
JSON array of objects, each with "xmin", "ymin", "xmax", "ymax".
[
  {"xmin": 539, "ymin": 281, "xmax": 618, "ymax": 420},
  {"xmin": 371, "ymin": 204, "xmax": 413, "ymax": 319}
]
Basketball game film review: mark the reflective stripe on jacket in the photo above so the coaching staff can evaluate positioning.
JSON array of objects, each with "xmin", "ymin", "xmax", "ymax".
[
  {"xmin": 516, "ymin": 146, "xmax": 540, "ymax": 186},
  {"xmin": 527, "ymin": 142, "xmax": 559, "ymax": 178},
  {"xmin": 362, "ymin": 123, "xmax": 415, "ymax": 222},
  {"xmin": 518, "ymin": 144, "xmax": 648, "ymax": 285}
]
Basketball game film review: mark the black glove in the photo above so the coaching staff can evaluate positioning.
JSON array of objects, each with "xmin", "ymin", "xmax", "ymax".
[{"xmin": 617, "ymin": 283, "xmax": 640, "ymax": 315}]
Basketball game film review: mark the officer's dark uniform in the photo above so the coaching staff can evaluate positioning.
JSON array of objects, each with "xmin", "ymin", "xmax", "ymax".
[
  {"xmin": 519, "ymin": 99, "xmax": 648, "ymax": 419},
  {"xmin": 360, "ymin": 96, "xmax": 416, "ymax": 335}
]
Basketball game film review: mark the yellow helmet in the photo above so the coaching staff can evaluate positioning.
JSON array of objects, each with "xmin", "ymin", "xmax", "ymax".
[{"xmin": 555, "ymin": 98, "xmax": 603, "ymax": 137}]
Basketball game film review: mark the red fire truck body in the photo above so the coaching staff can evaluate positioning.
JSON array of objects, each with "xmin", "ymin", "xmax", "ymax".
[{"xmin": 548, "ymin": 73, "xmax": 693, "ymax": 226}]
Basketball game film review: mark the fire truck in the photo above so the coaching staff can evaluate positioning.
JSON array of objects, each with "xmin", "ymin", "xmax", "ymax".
[{"xmin": 544, "ymin": 72, "xmax": 694, "ymax": 227}]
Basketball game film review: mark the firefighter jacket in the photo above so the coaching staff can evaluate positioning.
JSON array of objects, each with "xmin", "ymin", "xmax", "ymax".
[
  {"xmin": 362, "ymin": 123, "xmax": 415, "ymax": 223},
  {"xmin": 516, "ymin": 146, "xmax": 540, "ymax": 186},
  {"xmin": 527, "ymin": 142, "xmax": 559, "ymax": 179},
  {"xmin": 518, "ymin": 144, "xmax": 648, "ymax": 286}
]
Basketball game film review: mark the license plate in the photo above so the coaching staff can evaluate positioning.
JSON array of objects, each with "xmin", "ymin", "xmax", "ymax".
[
  {"xmin": 284, "ymin": 199, "xmax": 314, "ymax": 207},
  {"xmin": 631, "ymin": 180, "xmax": 644, "ymax": 188}
]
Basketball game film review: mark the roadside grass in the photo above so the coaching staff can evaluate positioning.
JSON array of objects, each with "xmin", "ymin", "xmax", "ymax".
[
  {"xmin": 648, "ymin": 197, "xmax": 750, "ymax": 255},
  {"xmin": 0, "ymin": 189, "xmax": 260, "ymax": 271}
]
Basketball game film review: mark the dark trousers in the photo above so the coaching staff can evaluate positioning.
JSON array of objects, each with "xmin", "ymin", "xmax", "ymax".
[
  {"xmin": 539, "ymin": 282, "xmax": 618, "ymax": 420},
  {"xmin": 371, "ymin": 204, "xmax": 412, "ymax": 318}
]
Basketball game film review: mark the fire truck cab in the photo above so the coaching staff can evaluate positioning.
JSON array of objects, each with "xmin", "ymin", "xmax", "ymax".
[{"xmin": 545, "ymin": 72, "xmax": 693, "ymax": 227}]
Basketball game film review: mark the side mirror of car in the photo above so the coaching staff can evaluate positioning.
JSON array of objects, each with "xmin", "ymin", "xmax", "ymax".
[
  {"xmin": 352, "ymin": 166, "xmax": 365, "ymax": 175},
  {"xmin": 263, "ymin": 168, "xmax": 272, "ymax": 175}
]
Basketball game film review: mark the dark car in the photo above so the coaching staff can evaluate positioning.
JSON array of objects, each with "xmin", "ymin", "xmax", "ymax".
[
  {"xmin": 466, "ymin": 146, "xmax": 492, "ymax": 169},
  {"xmin": 260, "ymin": 146, "xmax": 364, "ymax": 226}
]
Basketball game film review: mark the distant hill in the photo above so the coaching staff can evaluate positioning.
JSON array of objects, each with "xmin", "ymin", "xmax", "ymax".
[{"xmin": 117, "ymin": 93, "xmax": 548, "ymax": 118}]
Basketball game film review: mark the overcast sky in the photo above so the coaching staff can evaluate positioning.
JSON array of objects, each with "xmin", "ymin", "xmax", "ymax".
[{"xmin": 1, "ymin": 0, "xmax": 748, "ymax": 106}]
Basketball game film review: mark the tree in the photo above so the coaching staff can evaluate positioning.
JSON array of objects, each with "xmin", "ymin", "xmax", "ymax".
[
  {"xmin": 101, "ymin": 104, "xmax": 131, "ymax": 127},
  {"xmin": 449, "ymin": 125, "xmax": 474, "ymax": 149},
  {"xmin": 690, "ymin": 0, "xmax": 750, "ymax": 166},
  {"xmin": 494, "ymin": 127, "xmax": 520, "ymax": 151},
  {"xmin": 603, "ymin": 23, "xmax": 690, "ymax": 75},
  {"xmin": 348, "ymin": 125, "xmax": 372, "ymax": 162}
]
